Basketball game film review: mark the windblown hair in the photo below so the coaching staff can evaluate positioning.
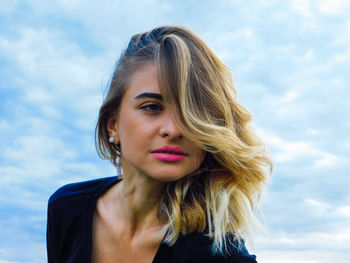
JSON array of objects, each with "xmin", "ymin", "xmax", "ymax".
[{"xmin": 96, "ymin": 25, "xmax": 272, "ymax": 254}]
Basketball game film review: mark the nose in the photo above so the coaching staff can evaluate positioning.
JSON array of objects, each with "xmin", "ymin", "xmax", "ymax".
[{"xmin": 159, "ymin": 113, "xmax": 182, "ymax": 139}]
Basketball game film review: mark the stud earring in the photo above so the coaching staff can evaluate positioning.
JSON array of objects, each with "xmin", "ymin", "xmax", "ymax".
[{"xmin": 109, "ymin": 137, "xmax": 115, "ymax": 143}]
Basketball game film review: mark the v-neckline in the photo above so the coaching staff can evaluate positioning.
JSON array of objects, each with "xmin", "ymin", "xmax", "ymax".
[{"xmin": 86, "ymin": 176, "xmax": 169, "ymax": 263}]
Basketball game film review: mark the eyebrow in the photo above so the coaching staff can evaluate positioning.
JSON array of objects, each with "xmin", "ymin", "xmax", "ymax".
[{"xmin": 134, "ymin": 92, "xmax": 163, "ymax": 100}]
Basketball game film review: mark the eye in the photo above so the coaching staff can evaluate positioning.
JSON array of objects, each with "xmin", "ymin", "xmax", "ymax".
[{"xmin": 140, "ymin": 103, "xmax": 163, "ymax": 113}]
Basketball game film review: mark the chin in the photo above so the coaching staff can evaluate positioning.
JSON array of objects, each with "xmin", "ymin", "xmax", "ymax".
[{"xmin": 151, "ymin": 174, "xmax": 188, "ymax": 183}]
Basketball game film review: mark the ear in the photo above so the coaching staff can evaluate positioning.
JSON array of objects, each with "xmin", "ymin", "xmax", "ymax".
[{"xmin": 107, "ymin": 116, "xmax": 120, "ymax": 144}]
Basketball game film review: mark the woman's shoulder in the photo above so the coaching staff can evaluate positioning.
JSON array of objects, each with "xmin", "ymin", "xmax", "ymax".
[
  {"xmin": 46, "ymin": 176, "xmax": 120, "ymax": 263},
  {"xmin": 48, "ymin": 176, "xmax": 120, "ymax": 205}
]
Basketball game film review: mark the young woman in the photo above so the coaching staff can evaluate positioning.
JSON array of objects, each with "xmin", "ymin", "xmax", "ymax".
[{"xmin": 47, "ymin": 26, "xmax": 272, "ymax": 263}]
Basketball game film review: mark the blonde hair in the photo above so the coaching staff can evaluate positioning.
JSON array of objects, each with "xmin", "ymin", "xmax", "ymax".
[{"xmin": 96, "ymin": 26, "xmax": 272, "ymax": 254}]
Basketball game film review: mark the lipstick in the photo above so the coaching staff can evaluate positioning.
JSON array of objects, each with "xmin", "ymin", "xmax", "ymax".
[{"xmin": 151, "ymin": 146, "xmax": 187, "ymax": 162}]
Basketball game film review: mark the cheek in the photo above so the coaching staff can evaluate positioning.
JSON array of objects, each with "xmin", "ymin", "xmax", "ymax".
[
  {"xmin": 118, "ymin": 120, "xmax": 156, "ymax": 154},
  {"xmin": 117, "ymin": 118, "xmax": 136, "ymax": 153}
]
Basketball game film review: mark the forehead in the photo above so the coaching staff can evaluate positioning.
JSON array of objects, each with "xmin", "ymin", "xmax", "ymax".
[{"xmin": 123, "ymin": 63, "xmax": 160, "ymax": 100}]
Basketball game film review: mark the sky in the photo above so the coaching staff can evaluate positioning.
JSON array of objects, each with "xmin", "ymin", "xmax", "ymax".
[{"xmin": 0, "ymin": 0, "xmax": 349, "ymax": 262}]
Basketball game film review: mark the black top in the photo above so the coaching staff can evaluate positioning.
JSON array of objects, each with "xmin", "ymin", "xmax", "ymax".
[{"xmin": 47, "ymin": 176, "xmax": 258, "ymax": 263}]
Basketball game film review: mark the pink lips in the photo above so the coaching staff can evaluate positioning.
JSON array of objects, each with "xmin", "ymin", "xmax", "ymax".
[{"xmin": 151, "ymin": 146, "xmax": 187, "ymax": 162}]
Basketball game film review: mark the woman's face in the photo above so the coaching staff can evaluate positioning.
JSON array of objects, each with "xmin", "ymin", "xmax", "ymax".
[{"xmin": 107, "ymin": 63, "xmax": 206, "ymax": 182}]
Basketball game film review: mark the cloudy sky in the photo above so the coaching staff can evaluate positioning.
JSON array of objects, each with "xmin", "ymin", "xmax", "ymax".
[{"xmin": 1, "ymin": 0, "xmax": 349, "ymax": 262}]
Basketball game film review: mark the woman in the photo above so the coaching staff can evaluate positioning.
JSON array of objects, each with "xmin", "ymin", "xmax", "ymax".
[{"xmin": 47, "ymin": 26, "xmax": 272, "ymax": 263}]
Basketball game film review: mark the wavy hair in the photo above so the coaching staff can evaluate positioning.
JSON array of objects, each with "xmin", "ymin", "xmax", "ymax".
[{"xmin": 95, "ymin": 25, "xmax": 272, "ymax": 254}]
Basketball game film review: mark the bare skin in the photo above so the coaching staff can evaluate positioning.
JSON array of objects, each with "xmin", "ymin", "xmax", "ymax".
[{"xmin": 91, "ymin": 177, "xmax": 167, "ymax": 263}]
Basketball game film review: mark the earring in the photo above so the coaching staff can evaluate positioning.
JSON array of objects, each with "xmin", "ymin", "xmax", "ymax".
[{"xmin": 109, "ymin": 137, "xmax": 115, "ymax": 143}]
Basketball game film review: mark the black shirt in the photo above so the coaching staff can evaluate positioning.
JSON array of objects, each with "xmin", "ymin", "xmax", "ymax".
[{"xmin": 47, "ymin": 176, "xmax": 258, "ymax": 263}]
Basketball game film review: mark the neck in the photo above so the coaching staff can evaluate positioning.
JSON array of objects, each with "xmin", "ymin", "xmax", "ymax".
[{"xmin": 112, "ymin": 172, "xmax": 166, "ymax": 237}]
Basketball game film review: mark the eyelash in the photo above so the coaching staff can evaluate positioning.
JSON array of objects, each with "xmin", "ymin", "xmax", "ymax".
[{"xmin": 140, "ymin": 103, "xmax": 163, "ymax": 113}]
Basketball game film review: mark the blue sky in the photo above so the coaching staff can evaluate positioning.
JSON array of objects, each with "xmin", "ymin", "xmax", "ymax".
[{"xmin": 1, "ymin": 0, "xmax": 349, "ymax": 262}]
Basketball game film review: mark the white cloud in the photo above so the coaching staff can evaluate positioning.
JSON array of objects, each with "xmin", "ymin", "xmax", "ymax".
[
  {"xmin": 304, "ymin": 129, "xmax": 319, "ymax": 136},
  {"xmin": 316, "ymin": 0, "xmax": 350, "ymax": 15},
  {"xmin": 0, "ymin": 26, "xmax": 109, "ymax": 94},
  {"xmin": 255, "ymin": 219, "xmax": 350, "ymax": 251},
  {"xmin": 305, "ymin": 198, "xmax": 330, "ymax": 210},
  {"xmin": 274, "ymin": 90, "xmax": 299, "ymax": 105},
  {"xmin": 261, "ymin": 132, "xmax": 339, "ymax": 167},
  {"xmin": 291, "ymin": 0, "xmax": 312, "ymax": 17},
  {"xmin": 338, "ymin": 206, "xmax": 350, "ymax": 217},
  {"xmin": 0, "ymin": 240, "xmax": 46, "ymax": 263},
  {"xmin": 313, "ymin": 153, "xmax": 338, "ymax": 167},
  {"xmin": 0, "ymin": 25, "xmax": 113, "ymax": 134},
  {"xmin": 258, "ymin": 249, "xmax": 350, "ymax": 263}
]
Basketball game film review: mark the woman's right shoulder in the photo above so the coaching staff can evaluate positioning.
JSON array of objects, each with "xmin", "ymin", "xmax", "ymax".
[{"xmin": 48, "ymin": 176, "xmax": 120, "ymax": 205}]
